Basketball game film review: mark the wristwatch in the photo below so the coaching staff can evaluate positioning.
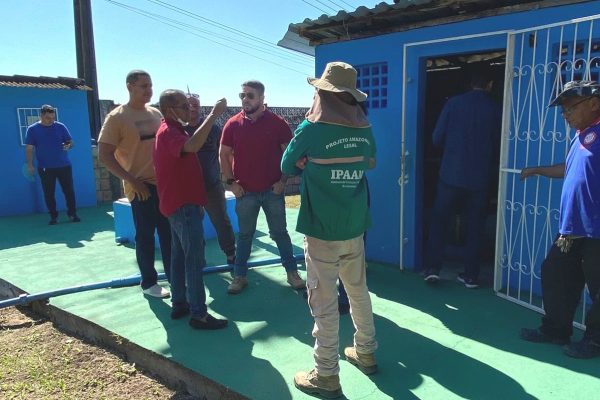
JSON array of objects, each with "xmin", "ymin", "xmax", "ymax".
[{"xmin": 223, "ymin": 178, "xmax": 236, "ymax": 185}]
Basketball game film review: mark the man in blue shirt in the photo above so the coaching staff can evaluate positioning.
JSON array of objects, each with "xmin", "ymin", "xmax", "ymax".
[
  {"xmin": 520, "ymin": 80, "xmax": 600, "ymax": 359},
  {"xmin": 25, "ymin": 104, "xmax": 80, "ymax": 225},
  {"xmin": 184, "ymin": 93, "xmax": 236, "ymax": 265},
  {"xmin": 423, "ymin": 72, "xmax": 501, "ymax": 288}
]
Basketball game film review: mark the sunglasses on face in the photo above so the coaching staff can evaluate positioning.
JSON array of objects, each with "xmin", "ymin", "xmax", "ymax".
[
  {"xmin": 239, "ymin": 92, "xmax": 256, "ymax": 100},
  {"xmin": 186, "ymin": 93, "xmax": 199, "ymax": 99},
  {"xmin": 42, "ymin": 110, "xmax": 55, "ymax": 114}
]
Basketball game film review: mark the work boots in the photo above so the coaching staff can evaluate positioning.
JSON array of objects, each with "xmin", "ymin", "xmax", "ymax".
[
  {"xmin": 344, "ymin": 346, "xmax": 378, "ymax": 375},
  {"xmin": 294, "ymin": 369, "xmax": 342, "ymax": 399}
]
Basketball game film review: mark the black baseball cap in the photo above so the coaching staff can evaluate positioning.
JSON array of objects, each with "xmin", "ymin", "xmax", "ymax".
[{"xmin": 549, "ymin": 80, "xmax": 600, "ymax": 107}]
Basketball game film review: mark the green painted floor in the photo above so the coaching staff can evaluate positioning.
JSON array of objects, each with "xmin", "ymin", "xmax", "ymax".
[{"xmin": 1, "ymin": 205, "xmax": 599, "ymax": 399}]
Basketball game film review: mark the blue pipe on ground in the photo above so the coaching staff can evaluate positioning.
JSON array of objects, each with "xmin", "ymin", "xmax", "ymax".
[{"xmin": 0, "ymin": 253, "xmax": 305, "ymax": 309}]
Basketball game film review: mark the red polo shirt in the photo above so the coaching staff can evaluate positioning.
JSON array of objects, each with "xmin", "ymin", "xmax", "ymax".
[
  {"xmin": 154, "ymin": 119, "xmax": 207, "ymax": 217},
  {"xmin": 221, "ymin": 109, "xmax": 293, "ymax": 192}
]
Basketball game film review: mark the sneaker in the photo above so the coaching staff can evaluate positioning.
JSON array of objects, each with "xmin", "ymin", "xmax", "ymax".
[
  {"xmin": 293, "ymin": 369, "xmax": 342, "ymax": 399},
  {"xmin": 142, "ymin": 284, "xmax": 170, "ymax": 298},
  {"xmin": 344, "ymin": 346, "xmax": 378, "ymax": 375},
  {"xmin": 170, "ymin": 304, "xmax": 190, "ymax": 320},
  {"xmin": 287, "ymin": 271, "xmax": 306, "ymax": 290},
  {"xmin": 227, "ymin": 276, "xmax": 248, "ymax": 294},
  {"xmin": 48, "ymin": 218, "xmax": 58, "ymax": 225},
  {"xmin": 423, "ymin": 269, "xmax": 440, "ymax": 283},
  {"xmin": 69, "ymin": 215, "xmax": 81, "ymax": 223},
  {"xmin": 520, "ymin": 328, "xmax": 570, "ymax": 345},
  {"xmin": 457, "ymin": 273, "xmax": 479, "ymax": 289},
  {"xmin": 564, "ymin": 337, "xmax": 600, "ymax": 359},
  {"xmin": 189, "ymin": 313, "xmax": 228, "ymax": 330}
]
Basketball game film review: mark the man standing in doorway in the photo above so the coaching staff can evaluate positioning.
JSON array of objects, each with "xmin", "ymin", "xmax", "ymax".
[
  {"xmin": 25, "ymin": 104, "xmax": 80, "ymax": 225},
  {"xmin": 98, "ymin": 70, "xmax": 171, "ymax": 299},
  {"xmin": 220, "ymin": 80, "xmax": 305, "ymax": 294},
  {"xmin": 520, "ymin": 80, "xmax": 600, "ymax": 359},
  {"xmin": 185, "ymin": 92, "xmax": 236, "ymax": 265},
  {"xmin": 423, "ymin": 70, "xmax": 501, "ymax": 288}
]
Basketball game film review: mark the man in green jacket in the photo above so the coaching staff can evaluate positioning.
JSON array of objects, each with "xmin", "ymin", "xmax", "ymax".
[{"xmin": 281, "ymin": 61, "xmax": 378, "ymax": 399}]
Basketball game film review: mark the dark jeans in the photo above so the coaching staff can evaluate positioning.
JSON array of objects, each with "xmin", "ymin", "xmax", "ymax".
[
  {"xmin": 130, "ymin": 184, "xmax": 171, "ymax": 289},
  {"xmin": 540, "ymin": 236, "xmax": 600, "ymax": 341},
  {"xmin": 205, "ymin": 183, "xmax": 236, "ymax": 258},
  {"xmin": 234, "ymin": 190, "xmax": 297, "ymax": 277},
  {"xmin": 168, "ymin": 205, "xmax": 207, "ymax": 318},
  {"xmin": 425, "ymin": 179, "xmax": 488, "ymax": 279},
  {"xmin": 38, "ymin": 166, "xmax": 77, "ymax": 218}
]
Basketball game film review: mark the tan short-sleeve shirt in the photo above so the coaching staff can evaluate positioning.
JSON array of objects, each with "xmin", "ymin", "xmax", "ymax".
[{"xmin": 98, "ymin": 104, "xmax": 162, "ymax": 201}]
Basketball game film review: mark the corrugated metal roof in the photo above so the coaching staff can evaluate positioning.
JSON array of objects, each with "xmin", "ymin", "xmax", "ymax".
[
  {"xmin": 0, "ymin": 75, "xmax": 92, "ymax": 91},
  {"xmin": 284, "ymin": 0, "xmax": 593, "ymax": 46}
]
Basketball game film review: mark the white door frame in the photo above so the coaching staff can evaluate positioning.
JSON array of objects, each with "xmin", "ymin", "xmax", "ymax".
[{"xmin": 400, "ymin": 30, "xmax": 510, "ymax": 270}]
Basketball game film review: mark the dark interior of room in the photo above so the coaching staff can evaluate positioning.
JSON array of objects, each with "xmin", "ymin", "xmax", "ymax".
[{"xmin": 421, "ymin": 51, "xmax": 506, "ymax": 279}]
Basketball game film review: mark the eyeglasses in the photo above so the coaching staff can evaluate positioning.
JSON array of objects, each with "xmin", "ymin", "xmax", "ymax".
[
  {"xmin": 561, "ymin": 97, "xmax": 591, "ymax": 116},
  {"xmin": 239, "ymin": 92, "xmax": 256, "ymax": 100}
]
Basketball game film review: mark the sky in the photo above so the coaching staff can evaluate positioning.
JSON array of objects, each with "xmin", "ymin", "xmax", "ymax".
[{"xmin": 0, "ymin": 0, "xmax": 387, "ymax": 108}]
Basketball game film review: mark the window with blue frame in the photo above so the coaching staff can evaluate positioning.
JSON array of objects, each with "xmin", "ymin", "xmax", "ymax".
[{"xmin": 356, "ymin": 62, "xmax": 389, "ymax": 109}]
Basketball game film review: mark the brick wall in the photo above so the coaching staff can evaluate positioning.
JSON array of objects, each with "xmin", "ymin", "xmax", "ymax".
[{"xmin": 92, "ymin": 146, "xmax": 124, "ymax": 203}]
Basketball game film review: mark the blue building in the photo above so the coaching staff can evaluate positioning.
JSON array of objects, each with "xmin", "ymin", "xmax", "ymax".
[
  {"xmin": 0, "ymin": 75, "xmax": 97, "ymax": 217},
  {"xmin": 280, "ymin": 0, "xmax": 600, "ymax": 315}
]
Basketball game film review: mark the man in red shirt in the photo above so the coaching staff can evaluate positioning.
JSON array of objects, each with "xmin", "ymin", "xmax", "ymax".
[
  {"xmin": 154, "ymin": 89, "xmax": 228, "ymax": 330},
  {"xmin": 220, "ymin": 80, "xmax": 305, "ymax": 294}
]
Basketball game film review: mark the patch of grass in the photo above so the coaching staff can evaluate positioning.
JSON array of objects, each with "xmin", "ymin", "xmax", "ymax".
[{"xmin": 0, "ymin": 307, "xmax": 196, "ymax": 400}]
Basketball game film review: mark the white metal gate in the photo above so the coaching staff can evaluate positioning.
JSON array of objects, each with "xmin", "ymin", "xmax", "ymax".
[{"xmin": 495, "ymin": 15, "xmax": 600, "ymax": 326}]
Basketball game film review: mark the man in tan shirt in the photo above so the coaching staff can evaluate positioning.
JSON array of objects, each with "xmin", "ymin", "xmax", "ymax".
[{"xmin": 98, "ymin": 70, "xmax": 171, "ymax": 298}]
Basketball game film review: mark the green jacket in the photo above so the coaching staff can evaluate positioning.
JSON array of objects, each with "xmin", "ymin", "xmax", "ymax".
[{"xmin": 281, "ymin": 120, "xmax": 376, "ymax": 241}]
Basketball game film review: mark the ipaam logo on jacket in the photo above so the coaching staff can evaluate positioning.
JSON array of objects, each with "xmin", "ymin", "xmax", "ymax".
[{"xmin": 330, "ymin": 169, "xmax": 364, "ymax": 189}]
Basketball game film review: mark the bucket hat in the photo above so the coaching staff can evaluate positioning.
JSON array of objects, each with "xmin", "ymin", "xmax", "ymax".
[
  {"xmin": 308, "ymin": 62, "xmax": 367, "ymax": 102},
  {"xmin": 549, "ymin": 80, "xmax": 600, "ymax": 107}
]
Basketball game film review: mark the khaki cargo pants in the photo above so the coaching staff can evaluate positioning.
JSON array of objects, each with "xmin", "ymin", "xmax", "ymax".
[{"xmin": 305, "ymin": 234, "xmax": 378, "ymax": 376}]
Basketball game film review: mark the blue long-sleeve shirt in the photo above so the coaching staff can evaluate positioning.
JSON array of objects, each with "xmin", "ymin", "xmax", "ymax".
[{"xmin": 433, "ymin": 89, "xmax": 501, "ymax": 191}]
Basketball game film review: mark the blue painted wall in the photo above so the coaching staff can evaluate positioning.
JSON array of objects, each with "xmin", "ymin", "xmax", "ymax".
[
  {"xmin": 313, "ymin": 1, "xmax": 600, "ymax": 268},
  {"xmin": 0, "ymin": 87, "xmax": 96, "ymax": 216}
]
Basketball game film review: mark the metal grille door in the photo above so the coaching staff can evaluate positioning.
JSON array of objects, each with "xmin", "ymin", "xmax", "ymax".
[{"xmin": 495, "ymin": 15, "xmax": 600, "ymax": 324}]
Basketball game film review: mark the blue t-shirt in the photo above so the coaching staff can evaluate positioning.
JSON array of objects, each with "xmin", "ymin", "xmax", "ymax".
[
  {"xmin": 184, "ymin": 120, "xmax": 221, "ymax": 188},
  {"xmin": 560, "ymin": 120, "xmax": 600, "ymax": 237},
  {"xmin": 25, "ymin": 122, "xmax": 72, "ymax": 168},
  {"xmin": 433, "ymin": 89, "xmax": 502, "ymax": 190}
]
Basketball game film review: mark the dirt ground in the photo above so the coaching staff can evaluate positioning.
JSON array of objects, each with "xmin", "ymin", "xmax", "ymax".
[{"xmin": 0, "ymin": 306, "xmax": 196, "ymax": 400}]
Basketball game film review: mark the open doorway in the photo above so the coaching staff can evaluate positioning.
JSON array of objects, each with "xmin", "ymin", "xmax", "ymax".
[{"xmin": 420, "ymin": 50, "xmax": 505, "ymax": 286}]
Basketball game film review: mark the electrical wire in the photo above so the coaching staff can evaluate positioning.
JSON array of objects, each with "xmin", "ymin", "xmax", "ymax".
[
  {"xmin": 309, "ymin": 0, "xmax": 339, "ymax": 14},
  {"xmin": 144, "ymin": 0, "xmax": 313, "ymax": 62},
  {"xmin": 323, "ymin": 0, "xmax": 351, "ymax": 12},
  {"xmin": 338, "ymin": 0, "xmax": 358, "ymax": 9},
  {"xmin": 106, "ymin": 0, "xmax": 311, "ymax": 67},
  {"xmin": 105, "ymin": 0, "xmax": 313, "ymax": 76},
  {"xmin": 301, "ymin": 0, "xmax": 330, "ymax": 15}
]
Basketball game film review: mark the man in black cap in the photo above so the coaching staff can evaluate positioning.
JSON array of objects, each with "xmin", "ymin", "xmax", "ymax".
[
  {"xmin": 25, "ymin": 104, "xmax": 80, "ymax": 224},
  {"xmin": 520, "ymin": 80, "xmax": 600, "ymax": 359}
]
